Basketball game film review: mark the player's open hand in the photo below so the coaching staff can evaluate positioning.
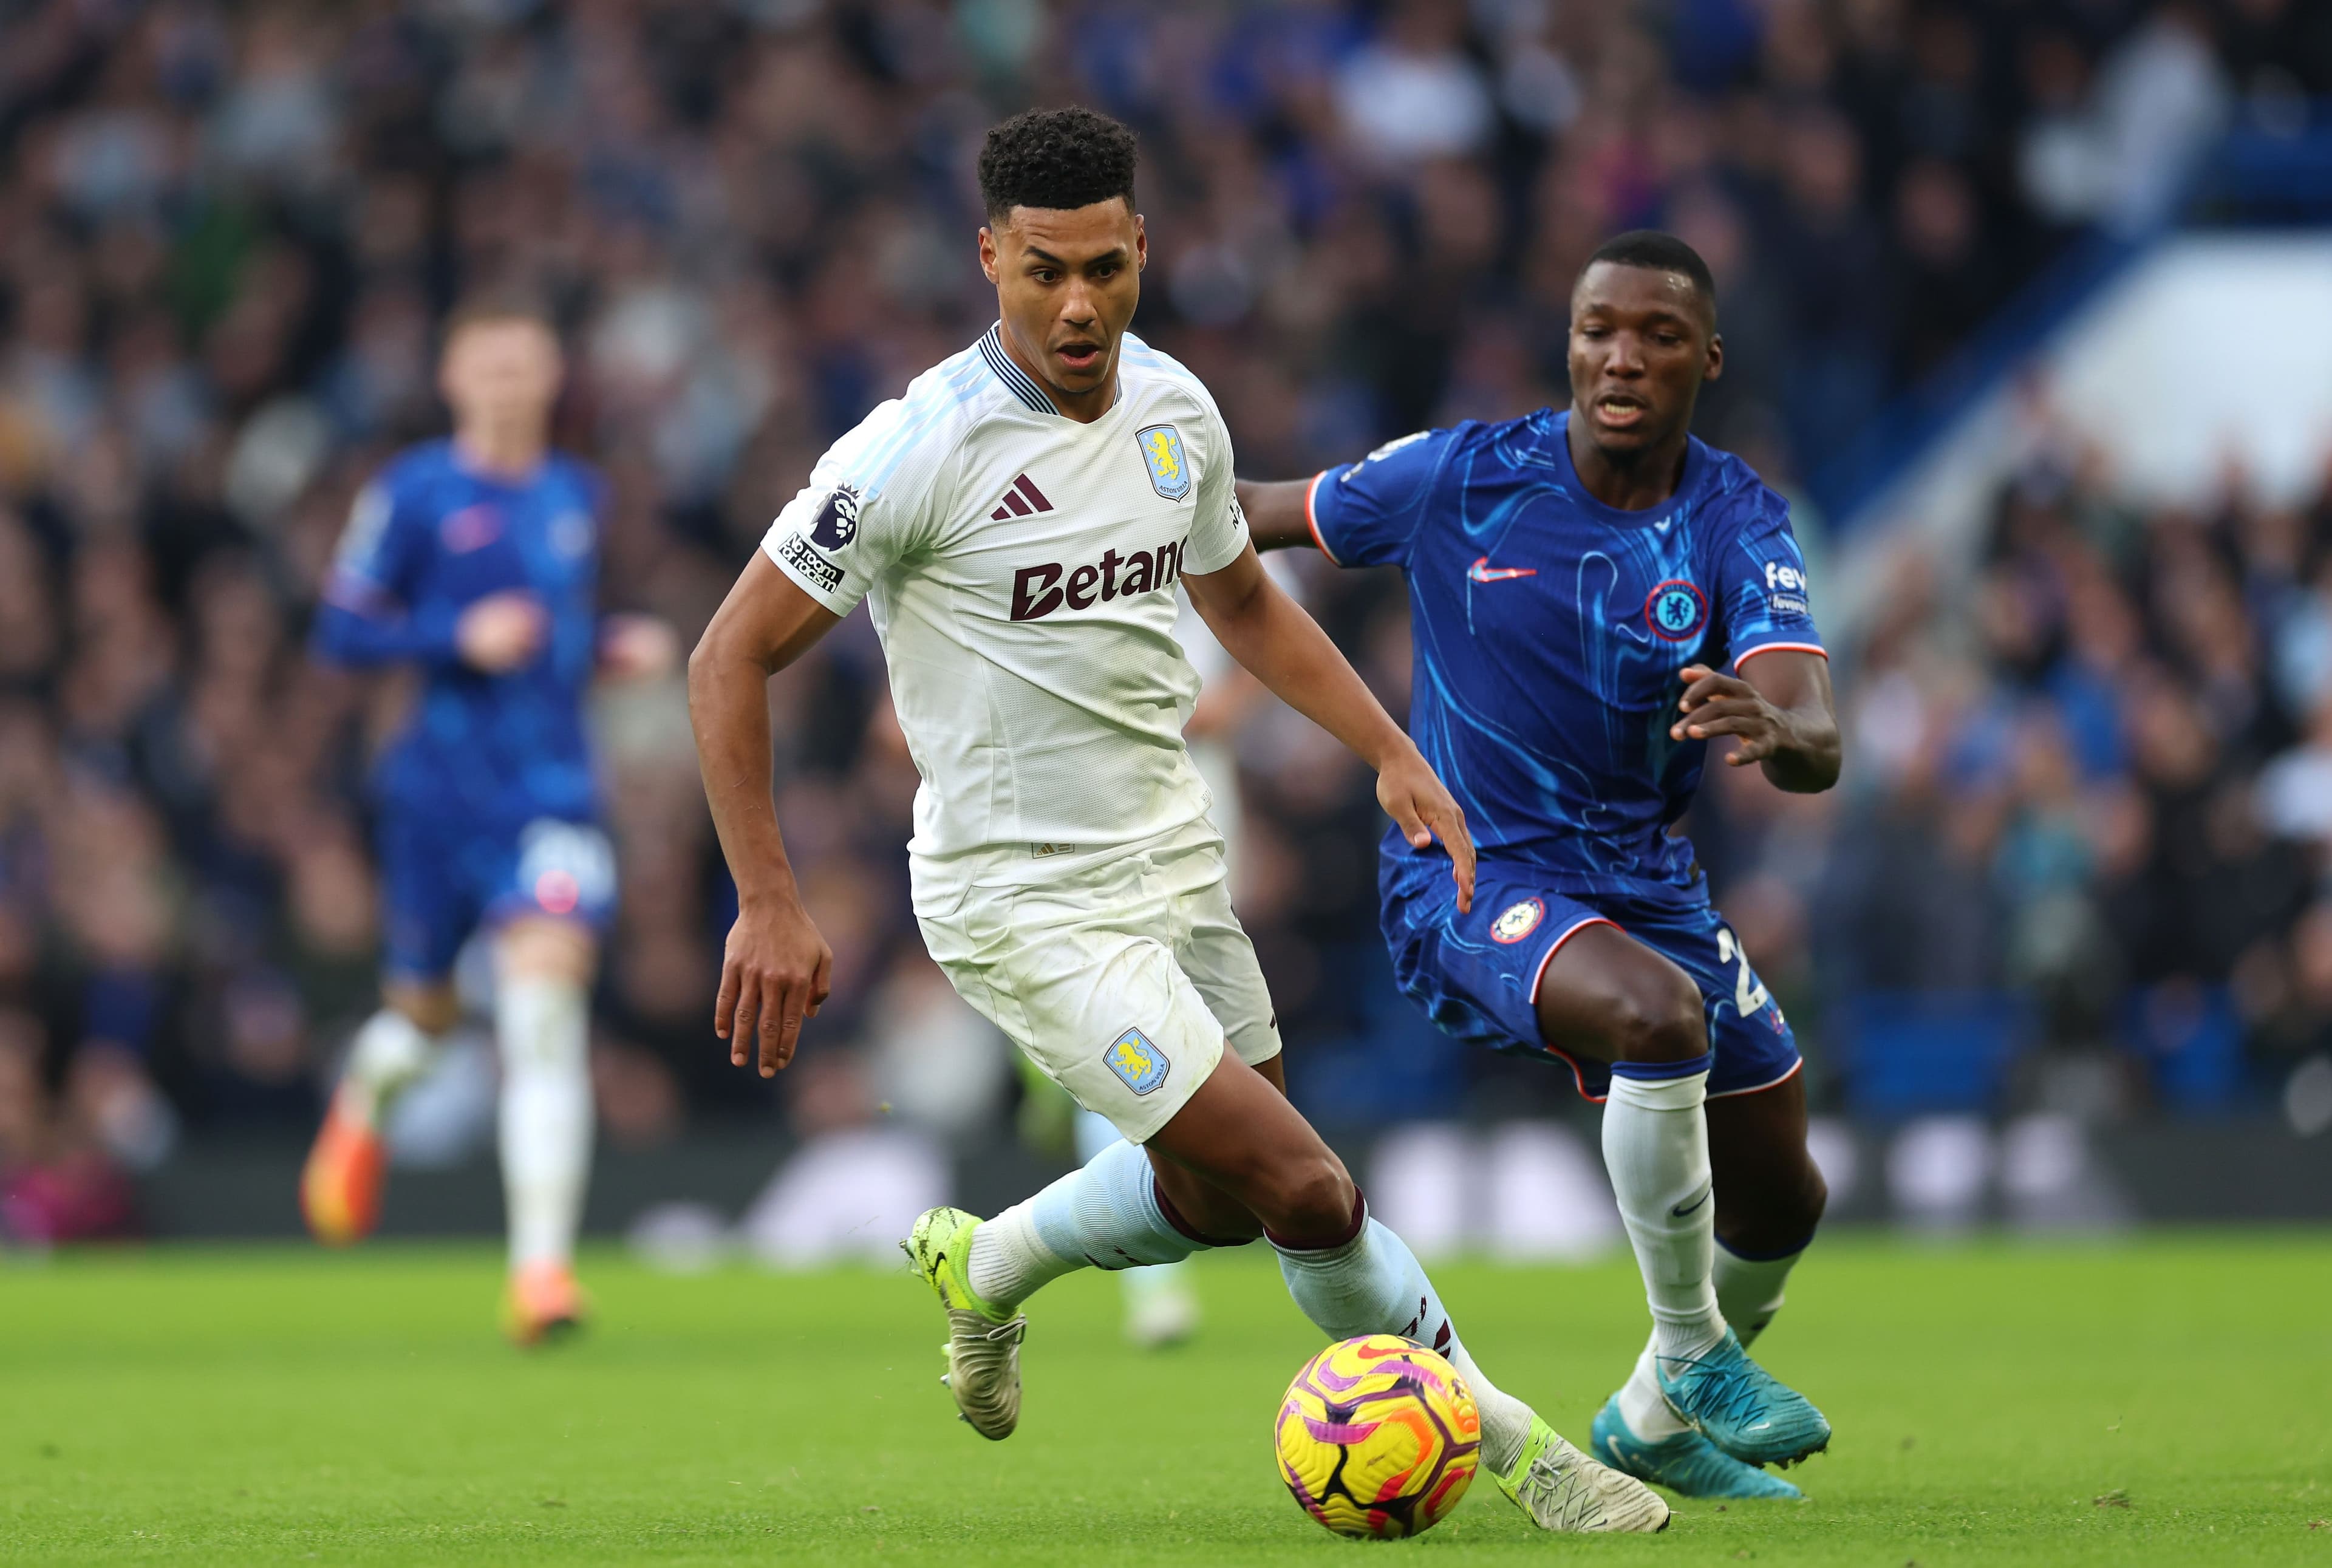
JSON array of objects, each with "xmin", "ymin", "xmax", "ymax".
[
  {"xmin": 1673, "ymin": 663, "xmax": 1789, "ymax": 766},
  {"xmin": 714, "ymin": 895, "xmax": 834, "ymax": 1076},
  {"xmin": 455, "ymin": 591, "xmax": 548, "ymax": 673},
  {"xmin": 1378, "ymin": 747, "xmax": 1476, "ymax": 914}
]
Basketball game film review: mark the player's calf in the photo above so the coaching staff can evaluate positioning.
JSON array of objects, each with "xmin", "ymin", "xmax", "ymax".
[
  {"xmin": 1711, "ymin": 1188, "xmax": 1823, "ymax": 1348},
  {"xmin": 1707, "ymin": 1071, "xmax": 1827, "ymax": 1345}
]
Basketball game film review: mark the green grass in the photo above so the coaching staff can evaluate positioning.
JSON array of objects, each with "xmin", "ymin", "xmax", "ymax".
[{"xmin": 2, "ymin": 1235, "xmax": 2329, "ymax": 1564}]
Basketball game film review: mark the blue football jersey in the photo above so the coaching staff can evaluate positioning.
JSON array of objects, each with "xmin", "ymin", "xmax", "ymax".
[
  {"xmin": 1307, "ymin": 409, "xmax": 1824, "ymax": 902},
  {"xmin": 312, "ymin": 440, "xmax": 605, "ymax": 828}
]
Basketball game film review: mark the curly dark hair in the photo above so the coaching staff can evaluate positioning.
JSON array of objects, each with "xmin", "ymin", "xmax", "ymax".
[{"xmin": 977, "ymin": 106, "xmax": 1137, "ymax": 222}]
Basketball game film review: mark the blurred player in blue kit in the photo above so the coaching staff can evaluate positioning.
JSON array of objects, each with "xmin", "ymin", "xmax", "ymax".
[
  {"xmin": 1242, "ymin": 232, "xmax": 1843, "ymax": 1499},
  {"xmin": 301, "ymin": 295, "xmax": 673, "ymax": 1344}
]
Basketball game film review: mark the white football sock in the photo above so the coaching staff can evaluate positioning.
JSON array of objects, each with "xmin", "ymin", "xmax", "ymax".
[
  {"xmin": 1272, "ymin": 1207, "xmax": 1536, "ymax": 1476},
  {"xmin": 1074, "ymin": 1109, "xmax": 1198, "ymax": 1311},
  {"xmin": 342, "ymin": 1007, "xmax": 448, "ymax": 1125},
  {"xmin": 496, "ymin": 976, "xmax": 593, "ymax": 1272},
  {"xmin": 966, "ymin": 1137, "xmax": 1202, "ymax": 1312},
  {"xmin": 1714, "ymin": 1238, "xmax": 1807, "ymax": 1348},
  {"xmin": 1603, "ymin": 1062, "xmax": 1725, "ymax": 1365},
  {"xmin": 1617, "ymin": 1341, "xmax": 1694, "ymax": 1439}
]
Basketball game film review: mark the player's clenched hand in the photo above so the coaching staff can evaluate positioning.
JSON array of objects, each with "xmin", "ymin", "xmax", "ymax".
[
  {"xmin": 1672, "ymin": 663, "xmax": 1789, "ymax": 766},
  {"xmin": 1378, "ymin": 747, "xmax": 1476, "ymax": 914},
  {"xmin": 455, "ymin": 591, "xmax": 547, "ymax": 673},
  {"xmin": 714, "ymin": 896, "xmax": 834, "ymax": 1077}
]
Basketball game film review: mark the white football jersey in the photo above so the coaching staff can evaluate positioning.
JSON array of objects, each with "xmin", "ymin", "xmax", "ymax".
[{"xmin": 762, "ymin": 325, "xmax": 1250, "ymax": 869}]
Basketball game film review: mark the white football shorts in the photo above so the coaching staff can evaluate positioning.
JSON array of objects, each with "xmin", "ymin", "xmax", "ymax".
[{"xmin": 913, "ymin": 818, "xmax": 1282, "ymax": 1144}]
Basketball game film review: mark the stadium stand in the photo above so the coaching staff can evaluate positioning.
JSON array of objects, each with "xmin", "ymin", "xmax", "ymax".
[{"xmin": 0, "ymin": 0, "xmax": 2327, "ymax": 1239}]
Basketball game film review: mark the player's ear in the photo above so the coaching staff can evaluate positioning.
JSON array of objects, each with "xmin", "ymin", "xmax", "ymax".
[
  {"xmin": 1702, "ymin": 329, "xmax": 1724, "ymax": 384},
  {"xmin": 978, "ymin": 225, "xmax": 1001, "ymax": 286},
  {"xmin": 1133, "ymin": 211, "xmax": 1147, "ymax": 273}
]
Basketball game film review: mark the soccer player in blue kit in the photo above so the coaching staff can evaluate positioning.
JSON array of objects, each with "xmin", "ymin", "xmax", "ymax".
[
  {"xmin": 301, "ymin": 295, "xmax": 672, "ymax": 1343},
  {"xmin": 1240, "ymin": 232, "xmax": 1841, "ymax": 1499}
]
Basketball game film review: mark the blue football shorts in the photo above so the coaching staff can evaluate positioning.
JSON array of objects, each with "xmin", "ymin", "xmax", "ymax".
[
  {"xmin": 378, "ymin": 812, "xmax": 616, "ymax": 983},
  {"xmin": 1379, "ymin": 847, "xmax": 1801, "ymax": 1103}
]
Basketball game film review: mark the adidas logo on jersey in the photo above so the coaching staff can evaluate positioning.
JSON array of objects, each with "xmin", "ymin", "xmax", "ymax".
[
  {"xmin": 1011, "ymin": 539, "xmax": 1187, "ymax": 621},
  {"xmin": 989, "ymin": 473, "xmax": 1052, "ymax": 520}
]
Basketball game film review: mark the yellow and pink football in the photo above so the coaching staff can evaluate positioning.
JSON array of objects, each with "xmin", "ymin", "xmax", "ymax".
[{"xmin": 1273, "ymin": 1334, "xmax": 1481, "ymax": 1539}]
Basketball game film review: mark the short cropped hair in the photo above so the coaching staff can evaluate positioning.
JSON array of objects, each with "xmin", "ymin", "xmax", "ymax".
[
  {"xmin": 1579, "ymin": 231, "xmax": 1718, "ymax": 318},
  {"xmin": 442, "ymin": 287, "xmax": 554, "ymax": 341},
  {"xmin": 978, "ymin": 107, "xmax": 1138, "ymax": 223}
]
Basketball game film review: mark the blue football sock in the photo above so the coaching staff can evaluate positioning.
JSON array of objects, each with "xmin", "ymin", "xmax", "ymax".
[{"xmin": 966, "ymin": 1137, "xmax": 1201, "ymax": 1310}]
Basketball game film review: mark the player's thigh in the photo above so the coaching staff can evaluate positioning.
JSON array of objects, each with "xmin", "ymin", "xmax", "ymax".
[
  {"xmin": 497, "ymin": 915, "xmax": 597, "ymax": 984},
  {"xmin": 918, "ymin": 876, "xmax": 1229, "ymax": 1147},
  {"xmin": 1705, "ymin": 1069, "xmax": 1826, "ymax": 1252},
  {"xmin": 1380, "ymin": 858, "xmax": 1693, "ymax": 1088},
  {"xmin": 1146, "ymin": 1049, "xmax": 1353, "ymax": 1242},
  {"xmin": 1533, "ymin": 919, "xmax": 1707, "ymax": 1066},
  {"xmin": 484, "ymin": 818, "xmax": 617, "ymax": 974},
  {"xmin": 1167, "ymin": 844, "xmax": 1284, "ymax": 1072},
  {"xmin": 376, "ymin": 813, "xmax": 479, "ymax": 995},
  {"xmin": 1145, "ymin": 1121, "xmax": 1266, "ymax": 1246},
  {"xmin": 1627, "ymin": 897, "xmax": 1806, "ymax": 1098}
]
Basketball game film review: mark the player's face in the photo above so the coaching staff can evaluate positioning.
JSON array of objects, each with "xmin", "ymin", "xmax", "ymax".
[
  {"xmin": 438, "ymin": 318, "xmax": 563, "ymax": 431},
  {"xmin": 980, "ymin": 199, "xmax": 1145, "ymax": 411},
  {"xmin": 1567, "ymin": 263, "xmax": 1721, "ymax": 455}
]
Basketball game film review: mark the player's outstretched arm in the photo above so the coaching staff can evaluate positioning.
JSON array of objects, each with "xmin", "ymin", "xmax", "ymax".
[
  {"xmin": 1234, "ymin": 479, "xmax": 1322, "ymax": 554},
  {"xmin": 1184, "ymin": 543, "xmax": 1475, "ymax": 912},
  {"xmin": 688, "ymin": 553, "xmax": 845, "ymax": 1076},
  {"xmin": 1672, "ymin": 650, "xmax": 1841, "ymax": 793}
]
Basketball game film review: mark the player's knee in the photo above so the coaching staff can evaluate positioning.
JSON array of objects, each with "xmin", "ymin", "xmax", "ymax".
[
  {"xmin": 498, "ymin": 918, "xmax": 596, "ymax": 984},
  {"xmin": 1261, "ymin": 1151, "xmax": 1357, "ymax": 1244},
  {"xmin": 1605, "ymin": 968, "xmax": 1706, "ymax": 1065}
]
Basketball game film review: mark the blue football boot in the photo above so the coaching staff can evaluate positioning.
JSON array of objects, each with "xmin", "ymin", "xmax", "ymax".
[
  {"xmin": 1590, "ymin": 1397, "xmax": 1804, "ymax": 1499},
  {"xmin": 1654, "ymin": 1328, "xmax": 1831, "ymax": 1467}
]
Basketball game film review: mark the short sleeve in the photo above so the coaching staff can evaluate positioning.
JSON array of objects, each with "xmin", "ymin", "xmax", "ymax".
[
  {"xmin": 1305, "ymin": 427, "xmax": 1458, "ymax": 569},
  {"xmin": 1715, "ymin": 488, "xmax": 1826, "ymax": 669},
  {"xmin": 1178, "ymin": 407, "xmax": 1248, "ymax": 576},
  {"xmin": 760, "ymin": 400, "xmax": 943, "ymax": 617}
]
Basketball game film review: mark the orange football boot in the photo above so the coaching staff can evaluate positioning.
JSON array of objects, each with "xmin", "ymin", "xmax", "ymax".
[
  {"xmin": 503, "ymin": 1261, "xmax": 590, "ymax": 1348},
  {"xmin": 300, "ymin": 1086, "xmax": 386, "ymax": 1246}
]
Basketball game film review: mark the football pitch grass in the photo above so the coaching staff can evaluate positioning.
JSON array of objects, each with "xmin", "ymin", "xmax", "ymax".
[{"xmin": 4, "ymin": 1234, "xmax": 2328, "ymax": 1565}]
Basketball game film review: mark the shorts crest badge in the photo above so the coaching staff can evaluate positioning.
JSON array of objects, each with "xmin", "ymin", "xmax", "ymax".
[
  {"xmin": 1105, "ymin": 1026, "xmax": 1172, "ymax": 1095},
  {"xmin": 1135, "ymin": 424, "xmax": 1192, "ymax": 502},
  {"xmin": 1491, "ymin": 898, "xmax": 1544, "ymax": 944}
]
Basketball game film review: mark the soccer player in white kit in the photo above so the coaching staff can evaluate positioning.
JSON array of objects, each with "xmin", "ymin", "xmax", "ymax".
[{"xmin": 687, "ymin": 107, "xmax": 1666, "ymax": 1534}]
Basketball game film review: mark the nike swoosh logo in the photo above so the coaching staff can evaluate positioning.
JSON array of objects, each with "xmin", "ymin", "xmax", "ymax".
[
  {"xmin": 1468, "ymin": 556, "xmax": 1537, "ymax": 584},
  {"xmin": 1671, "ymin": 1184, "xmax": 1713, "ymax": 1218}
]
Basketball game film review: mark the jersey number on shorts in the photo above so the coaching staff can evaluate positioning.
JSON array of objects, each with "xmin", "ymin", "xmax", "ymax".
[{"xmin": 1713, "ymin": 927, "xmax": 1771, "ymax": 1020}]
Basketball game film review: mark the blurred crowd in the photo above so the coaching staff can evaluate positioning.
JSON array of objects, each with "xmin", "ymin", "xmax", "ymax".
[
  {"xmin": 1686, "ymin": 431, "xmax": 2332, "ymax": 1127},
  {"xmin": 1, "ymin": 0, "xmax": 2327, "ymax": 1235}
]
